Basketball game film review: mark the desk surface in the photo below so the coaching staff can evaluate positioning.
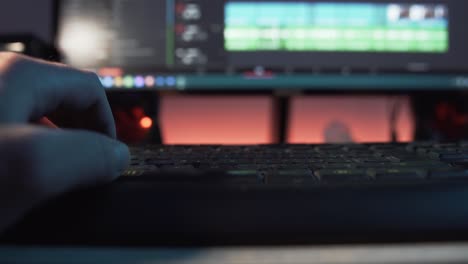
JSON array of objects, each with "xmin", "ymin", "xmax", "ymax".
[{"xmin": 1, "ymin": 243, "xmax": 468, "ymax": 264}]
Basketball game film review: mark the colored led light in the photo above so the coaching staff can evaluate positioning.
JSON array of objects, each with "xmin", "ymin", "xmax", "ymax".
[
  {"xmin": 166, "ymin": 76, "xmax": 176, "ymax": 87},
  {"xmin": 156, "ymin": 76, "xmax": 165, "ymax": 86},
  {"xmin": 134, "ymin": 75, "xmax": 145, "ymax": 88},
  {"xmin": 101, "ymin": 76, "xmax": 114, "ymax": 88},
  {"xmin": 114, "ymin": 76, "xmax": 123, "ymax": 87},
  {"xmin": 145, "ymin": 76, "xmax": 155, "ymax": 87},
  {"xmin": 98, "ymin": 67, "xmax": 123, "ymax": 77},
  {"xmin": 139, "ymin": 116, "xmax": 153, "ymax": 129},
  {"xmin": 123, "ymin": 75, "xmax": 134, "ymax": 88}
]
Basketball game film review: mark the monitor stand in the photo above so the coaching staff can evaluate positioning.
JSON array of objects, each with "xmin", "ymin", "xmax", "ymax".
[{"xmin": 272, "ymin": 94, "xmax": 291, "ymax": 144}]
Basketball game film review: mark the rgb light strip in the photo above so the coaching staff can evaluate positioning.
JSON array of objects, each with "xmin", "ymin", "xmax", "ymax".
[
  {"xmin": 100, "ymin": 75, "xmax": 177, "ymax": 89},
  {"xmin": 99, "ymin": 74, "xmax": 468, "ymax": 90}
]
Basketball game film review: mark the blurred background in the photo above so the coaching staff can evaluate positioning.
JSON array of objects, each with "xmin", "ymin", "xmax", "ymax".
[{"xmin": 4, "ymin": 0, "xmax": 465, "ymax": 145}]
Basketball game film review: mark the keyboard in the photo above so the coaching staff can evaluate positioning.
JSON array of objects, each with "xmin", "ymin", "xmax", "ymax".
[
  {"xmin": 124, "ymin": 142, "xmax": 468, "ymax": 186},
  {"xmin": 6, "ymin": 142, "xmax": 468, "ymax": 247}
]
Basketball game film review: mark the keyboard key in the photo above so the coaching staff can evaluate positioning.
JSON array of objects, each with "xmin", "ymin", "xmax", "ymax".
[
  {"xmin": 122, "ymin": 169, "xmax": 145, "ymax": 177},
  {"xmin": 234, "ymin": 165, "xmax": 258, "ymax": 170},
  {"xmin": 374, "ymin": 169, "xmax": 426, "ymax": 181},
  {"xmin": 439, "ymin": 154, "xmax": 468, "ymax": 162},
  {"xmin": 452, "ymin": 160, "xmax": 468, "ymax": 167},
  {"xmin": 265, "ymin": 170, "xmax": 317, "ymax": 185},
  {"xmin": 392, "ymin": 161, "xmax": 450, "ymax": 169},
  {"xmin": 314, "ymin": 169, "xmax": 372, "ymax": 183},
  {"xmin": 225, "ymin": 170, "xmax": 262, "ymax": 184},
  {"xmin": 430, "ymin": 169, "xmax": 468, "ymax": 180}
]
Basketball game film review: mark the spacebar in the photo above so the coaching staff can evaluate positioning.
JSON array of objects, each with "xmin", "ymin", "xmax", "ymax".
[{"xmin": 121, "ymin": 169, "xmax": 258, "ymax": 183}]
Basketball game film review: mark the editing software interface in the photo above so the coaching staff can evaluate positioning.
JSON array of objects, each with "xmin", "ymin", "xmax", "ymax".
[{"xmin": 57, "ymin": 0, "xmax": 468, "ymax": 90}]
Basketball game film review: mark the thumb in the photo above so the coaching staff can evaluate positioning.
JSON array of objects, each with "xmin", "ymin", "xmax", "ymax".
[{"xmin": 0, "ymin": 126, "xmax": 130, "ymax": 198}]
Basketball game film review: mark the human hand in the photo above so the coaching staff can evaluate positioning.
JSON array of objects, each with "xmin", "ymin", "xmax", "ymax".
[{"xmin": 0, "ymin": 52, "xmax": 130, "ymax": 233}]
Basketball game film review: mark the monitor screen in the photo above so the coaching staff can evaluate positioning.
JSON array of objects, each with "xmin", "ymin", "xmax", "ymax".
[
  {"xmin": 56, "ymin": 0, "xmax": 468, "ymax": 91},
  {"xmin": 225, "ymin": 2, "xmax": 448, "ymax": 53}
]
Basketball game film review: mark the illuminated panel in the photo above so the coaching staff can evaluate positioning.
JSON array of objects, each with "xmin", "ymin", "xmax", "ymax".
[
  {"xmin": 161, "ymin": 96, "xmax": 413, "ymax": 145},
  {"xmin": 288, "ymin": 96, "xmax": 414, "ymax": 143},
  {"xmin": 225, "ymin": 2, "xmax": 449, "ymax": 53},
  {"xmin": 160, "ymin": 96, "xmax": 274, "ymax": 144}
]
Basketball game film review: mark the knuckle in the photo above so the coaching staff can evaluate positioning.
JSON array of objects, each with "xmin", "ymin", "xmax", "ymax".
[
  {"xmin": 74, "ymin": 70, "xmax": 105, "ymax": 98},
  {"xmin": 86, "ymin": 71, "xmax": 105, "ymax": 92},
  {"xmin": 0, "ymin": 51, "xmax": 22, "ymax": 61},
  {"xmin": 0, "ymin": 52, "xmax": 27, "ymax": 69},
  {"xmin": 80, "ymin": 69, "xmax": 98, "ymax": 81},
  {"xmin": 0, "ymin": 52, "xmax": 34, "ymax": 85}
]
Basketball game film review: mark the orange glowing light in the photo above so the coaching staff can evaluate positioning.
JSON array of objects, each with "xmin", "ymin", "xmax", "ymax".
[
  {"xmin": 140, "ymin": 117, "xmax": 153, "ymax": 129},
  {"xmin": 98, "ymin": 67, "xmax": 123, "ymax": 77}
]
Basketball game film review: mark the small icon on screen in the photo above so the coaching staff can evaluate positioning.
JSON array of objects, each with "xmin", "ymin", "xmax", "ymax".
[
  {"xmin": 145, "ymin": 76, "xmax": 155, "ymax": 87},
  {"xmin": 410, "ymin": 5, "xmax": 427, "ymax": 21},
  {"xmin": 101, "ymin": 76, "xmax": 114, "ymax": 88},
  {"xmin": 123, "ymin": 75, "xmax": 134, "ymax": 88},
  {"xmin": 134, "ymin": 75, "xmax": 145, "ymax": 88},
  {"xmin": 166, "ymin": 76, "xmax": 177, "ymax": 87},
  {"xmin": 114, "ymin": 76, "xmax": 123, "ymax": 88},
  {"xmin": 156, "ymin": 76, "xmax": 166, "ymax": 87},
  {"xmin": 182, "ymin": 4, "xmax": 201, "ymax": 20}
]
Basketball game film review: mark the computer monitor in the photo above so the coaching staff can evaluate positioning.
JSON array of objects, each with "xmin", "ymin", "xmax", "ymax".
[{"xmin": 55, "ymin": 0, "xmax": 468, "ymax": 91}]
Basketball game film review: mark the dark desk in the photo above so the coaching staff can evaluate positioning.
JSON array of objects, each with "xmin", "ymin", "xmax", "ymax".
[{"xmin": 1, "ymin": 243, "xmax": 468, "ymax": 263}]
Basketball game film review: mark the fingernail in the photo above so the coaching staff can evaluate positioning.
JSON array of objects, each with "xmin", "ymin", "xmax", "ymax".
[{"xmin": 113, "ymin": 141, "xmax": 130, "ymax": 177}]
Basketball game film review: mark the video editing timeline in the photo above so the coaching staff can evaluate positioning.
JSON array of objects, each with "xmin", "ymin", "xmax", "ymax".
[
  {"xmin": 225, "ymin": 3, "xmax": 449, "ymax": 52},
  {"xmin": 57, "ymin": 0, "xmax": 468, "ymax": 90}
]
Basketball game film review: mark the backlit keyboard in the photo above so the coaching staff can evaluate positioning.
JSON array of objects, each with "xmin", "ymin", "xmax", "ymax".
[{"xmin": 123, "ymin": 142, "xmax": 468, "ymax": 185}]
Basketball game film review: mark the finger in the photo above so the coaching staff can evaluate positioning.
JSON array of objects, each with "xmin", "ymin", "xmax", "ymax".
[
  {"xmin": 0, "ymin": 125, "xmax": 129, "ymax": 199},
  {"xmin": 38, "ymin": 117, "xmax": 59, "ymax": 129},
  {"xmin": 0, "ymin": 125, "xmax": 129, "ymax": 233},
  {"xmin": 0, "ymin": 53, "xmax": 116, "ymax": 138}
]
